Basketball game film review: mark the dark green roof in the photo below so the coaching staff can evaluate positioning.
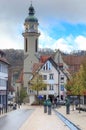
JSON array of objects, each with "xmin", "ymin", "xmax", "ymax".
[
  {"xmin": 25, "ymin": 15, "xmax": 38, "ymax": 22},
  {"xmin": 25, "ymin": 4, "xmax": 38, "ymax": 23}
]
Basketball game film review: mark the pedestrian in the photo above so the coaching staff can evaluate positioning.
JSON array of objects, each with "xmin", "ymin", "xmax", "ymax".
[
  {"xmin": 75, "ymin": 100, "xmax": 78, "ymax": 109},
  {"xmin": 52, "ymin": 99, "xmax": 54, "ymax": 108},
  {"xmin": 54, "ymin": 98, "xmax": 57, "ymax": 108}
]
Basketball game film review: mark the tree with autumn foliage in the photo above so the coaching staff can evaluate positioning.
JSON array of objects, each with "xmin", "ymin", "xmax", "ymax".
[
  {"xmin": 81, "ymin": 61, "xmax": 86, "ymax": 93},
  {"xmin": 19, "ymin": 87, "xmax": 27, "ymax": 103},
  {"xmin": 66, "ymin": 64, "xmax": 86, "ymax": 112},
  {"xmin": 66, "ymin": 65, "xmax": 85, "ymax": 96},
  {"xmin": 73, "ymin": 65, "xmax": 85, "ymax": 112},
  {"xmin": 65, "ymin": 75, "xmax": 75, "ymax": 96},
  {"xmin": 65, "ymin": 74, "xmax": 76, "ymax": 110},
  {"xmin": 29, "ymin": 73, "xmax": 47, "ymax": 97}
]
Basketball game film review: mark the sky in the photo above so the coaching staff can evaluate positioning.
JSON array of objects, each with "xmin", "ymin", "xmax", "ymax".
[{"xmin": 0, "ymin": 0, "xmax": 86, "ymax": 52}]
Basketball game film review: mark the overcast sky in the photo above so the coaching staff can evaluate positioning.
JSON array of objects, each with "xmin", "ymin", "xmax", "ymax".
[{"xmin": 0, "ymin": 0, "xmax": 86, "ymax": 52}]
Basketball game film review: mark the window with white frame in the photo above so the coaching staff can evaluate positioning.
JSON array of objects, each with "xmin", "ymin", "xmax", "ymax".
[
  {"xmin": 0, "ymin": 78, "xmax": 6, "ymax": 87},
  {"xmin": 43, "ymin": 61, "xmax": 52, "ymax": 71},
  {"xmin": 43, "ymin": 87, "xmax": 47, "ymax": 90},
  {"xmin": 42, "ymin": 75, "xmax": 47, "ymax": 80},
  {"xmin": 49, "ymin": 74, "xmax": 54, "ymax": 80},
  {"xmin": 0, "ymin": 62, "xmax": 8, "ymax": 73},
  {"xmin": 60, "ymin": 76, "xmax": 64, "ymax": 83},
  {"xmin": 61, "ymin": 76, "xmax": 64, "ymax": 80},
  {"xmin": 49, "ymin": 84, "xmax": 54, "ymax": 90}
]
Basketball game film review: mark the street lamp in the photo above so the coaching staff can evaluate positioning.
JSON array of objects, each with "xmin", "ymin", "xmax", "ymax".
[
  {"xmin": 57, "ymin": 51, "xmax": 60, "ymax": 100},
  {"xmin": 6, "ymin": 78, "xmax": 8, "ymax": 113},
  {"xmin": 58, "ymin": 70, "xmax": 60, "ymax": 100}
]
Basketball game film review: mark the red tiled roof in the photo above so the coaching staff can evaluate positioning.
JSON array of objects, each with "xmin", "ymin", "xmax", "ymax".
[
  {"xmin": 63, "ymin": 55, "xmax": 86, "ymax": 65},
  {"xmin": 63, "ymin": 55, "xmax": 86, "ymax": 73},
  {"xmin": 0, "ymin": 57, "xmax": 10, "ymax": 65},
  {"xmin": 32, "ymin": 63, "xmax": 43, "ymax": 73},
  {"xmin": 0, "ymin": 50, "xmax": 10, "ymax": 65},
  {"xmin": 40, "ymin": 55, "xmax": 52, "ymax": 63}
]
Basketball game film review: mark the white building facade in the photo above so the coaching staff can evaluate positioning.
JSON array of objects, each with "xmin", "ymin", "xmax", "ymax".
[
  {"xmin": 39, "ymin": 59, "xmax": 67, "ymax": 98},
  {"xmin": 0, "ymin": 50, "xmax": 9, "ymax": 108},
  {"xmin": 28, "ymin": 58, "xmax": 67, "ymax": 104}
]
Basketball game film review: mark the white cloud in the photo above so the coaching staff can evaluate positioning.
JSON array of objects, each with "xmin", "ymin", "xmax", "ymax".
[
  {"xmin": 39, "ymin": 31, "xmax": 86, "ymax": 52},
  {"xmin": 0, "ymin": 0, "xmax": 86, "ymax": 51},
  {"xmin": 36, "ymin": 0, "xmax": 86, "ymax": 23},
  {"xmin": 0, "ymin": 21, "xmax": 23, "ymax": 49},
  {"xmin": 39, "ymin": 30, "xmax": 56, "ymax": 48},
  {"xmin": 39, "ymin": 31, "xmax": 74, "ymax": 52},
  {"xmin": 52, "ymin": 38, "xmax": 73, "ymax": 52},
  {"xmin": 75, "ymin": 36, "xmax": 86, "ymax": 50},
  {"xmin": 0, "ymin": 34, "xmax": 23, "ymax": 49}
]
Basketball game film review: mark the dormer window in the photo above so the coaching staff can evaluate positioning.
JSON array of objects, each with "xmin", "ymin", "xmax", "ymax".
[{"xmin": 43, "ymin": 61, "xmax": 52, "ymax": 71}]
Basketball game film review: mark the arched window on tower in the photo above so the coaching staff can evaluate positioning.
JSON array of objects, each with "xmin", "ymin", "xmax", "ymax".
[
  {"xmin": 35, "ymin": 38, "xmax": 38, "ymax": 52},
  {"xmin": 25, "ymin": 38, "xmax": 28, "ymax": 52}
]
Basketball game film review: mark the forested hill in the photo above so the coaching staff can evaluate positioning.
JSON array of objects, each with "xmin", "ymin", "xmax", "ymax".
[
  {"xmin": 2, "ymin": 49, "xmax": 86, "ymax": 67},
  {"xmin": 2, "ymin": 48, "xmax": 54, "ymax": 67},
  {"xmin": 2, "ymin": 49, "xmax": 24, "ymax": 67}
]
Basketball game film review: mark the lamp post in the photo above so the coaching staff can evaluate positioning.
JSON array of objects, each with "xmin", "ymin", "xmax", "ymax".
[
  {"xmin": 17, "ymin": 86, "xmax": 20, "ymax": 108},
  {"xmin": 6, "ymin": 79, "xmax": 8, "ymax": 113},
  {"xmin": 57, "ymin": 51, "xmax": 60, "ymax": 100},
  {"xmin": 58, "ymin": 70, "xmax": 60, "ymax": 100}
]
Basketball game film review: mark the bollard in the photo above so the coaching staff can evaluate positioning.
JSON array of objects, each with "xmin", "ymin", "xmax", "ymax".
[
  {"xmin": 48, "ymin": 106, "xmax": 51, "ymax": 115},
  {"xmin": 47, "ymin": 99, "xmax": 52, "ymax": 115},
  {"xmin": 65, "ymin": 97, "xmax": 70, "ymax": 114},
  {"xmin": 66, "ymin": 105, "xmax": 70, "ymax": 114}
]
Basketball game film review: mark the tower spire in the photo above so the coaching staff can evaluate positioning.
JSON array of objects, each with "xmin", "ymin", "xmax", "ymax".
[
  {"xmin": 29, "ymin": 1, "xmax": 35, "ymax": 15},
  {"xmin": 31, "ymin": 0, "xmax": 32, "ymax": 6}
]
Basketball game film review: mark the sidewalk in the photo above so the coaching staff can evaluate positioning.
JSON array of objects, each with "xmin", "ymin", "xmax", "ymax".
[
  {"xmin": 19, "ymin": 105, "xmax": 70, "ymax": 130},
  {"xmin": 55, "ymin": 105, "xmax": 86, "ymax": 130}
]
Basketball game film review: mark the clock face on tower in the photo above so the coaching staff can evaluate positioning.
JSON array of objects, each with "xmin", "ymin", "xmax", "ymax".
[
  {"xmin": 30, "ymin": 24, "xmax": 34, "ymax": 29},
  {"xmin": 25, "ymin": 24, "xmax": 29, "ymax": 31}
]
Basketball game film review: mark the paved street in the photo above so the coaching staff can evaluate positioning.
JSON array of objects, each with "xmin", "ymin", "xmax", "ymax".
[
  {"xmin": 19, "ymin": 105, "xmax": 86, "ymax": 130},
  {"xmin": 0, "ymin": 108, "xmax": 34, "ymax": 130},
  {"xmin": 0, "ymin": 104, "xmax": 86, "ymax": 130},
  {"xmin": 19, "ymin": 105, "xmax": 70, "ymax": 130}
]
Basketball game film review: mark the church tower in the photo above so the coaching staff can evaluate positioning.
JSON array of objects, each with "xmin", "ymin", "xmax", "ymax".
[{"xmin": 22, "ymin": 4, "xmax": 40, "ymax": 92}]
